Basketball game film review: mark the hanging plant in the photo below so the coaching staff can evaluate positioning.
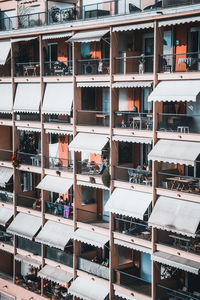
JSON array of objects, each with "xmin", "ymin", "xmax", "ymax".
[
  {"xmin": 12, "ymin": 151, "xmax": 21, "ymax": 168},
  {"xmin": 102, "ymin": 167, "xmax": 110, "ymax": 188}
]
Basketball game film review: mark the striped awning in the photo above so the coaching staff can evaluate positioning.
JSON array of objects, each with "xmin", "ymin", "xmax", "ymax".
[
  {"xmin": 68, "ymin": 29, "xmax": 109, "ymax": 43},
  {"xmin": 45, "ymin": 129, "xmax": 72, "ymax": 135},
  {"xmin": 0, "ymin": 167, "xmax": 13, "ymax": 188},
  {"xmin": 158, "ymin": 15, "xmax": 200, "ymax": 27},
  {"xmin": 0, "ymin": 207, "xmax": 13, "ymax": 227},
  {"xmin": 73, "ymin": 228, "xmax": 109, "ymax": 248},
  {"xmin": 77, "ymin": 82, "xmax": 110, "ymax": 88},
  {"xmin": 15, "ymin": 254, "xmax": 41, "ymax": 268},
  {"xmin": 112, "ymin": 81, "xmax": 152, "ymax": 88},
  {"xmin": 114, "ymin": 239, "xmax": 151, "ymax": 254},
  {"xmin": 38, "ymin": 265, "xmax": 73, "ymax": 286},
  {"xmin": 113, "ymin": 22, "xmax": 154, "ymax": 32},
  {"xmin": 42, "ymin": 32, "xmax": 72, "ymax": 40},
  {"xmin": 112, "ymin": 136, "xmax": 152, "ymax": 144}
]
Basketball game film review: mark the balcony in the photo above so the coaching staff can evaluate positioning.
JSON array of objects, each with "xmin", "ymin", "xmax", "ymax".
[
  {"xmin": 15, "ymin": 62, "xmax": 40, "ymax": 77},
  {"xmin": 0, "ymin": 149, "xmax": 12, "ymax": 162},
  {"xmin": 18, "ymin": 152, "xmax": 41, "ymax": 168},
  {"xmin": 77, "ymin": 208, "xmax": 109, "ymax": 229},
  {"xmin": 0, "ymin": 228, "xmax": 13, "ymax": 246},
  {"xmin": 78, "ymin": 256, "xmax": 109, "ymax": 280},
  {"xmin": 45, "ymin": 245, "xmax": 73, "ymax": 267},
  {"xmin": 77, "ymin": 110, "xmax": 110, "ymax": 127},
  {"xmin": 114, "ymin": 112, "xmax": 153, "ymax": 130},
  {"xmin": 44, "ymin": 156, "xmax": 73, "ymax": 173},
  {"xmin": 114, "ymin": 166, "xmax": 152, "ymax": 186},
  {"xmin": 114, "ymin": 55, "xmax": 154, "ymax": 75},
  {"xmin": 43, "ymin": 114, "xmax": 71, "ymax": 124},
  {"xmin": 15, "ymin": 113, "xmax": 41, "ymax": 122},
  {"xmin": 77, "ymin": 160, "xmax": 106, "ymax": 176},
  {"xmin": 17, "ymin": 194, "xmax": 41, "ymax": 211},
  {"xmin": 157, "ymin": 284, "xmax": 200, "ymax": 300},
  {"xmin": 76, "ymin": 58, "xmax": 110, "ymax": 75},
  {"xmin": 45, "ymin": 201, "xmax": 73, "ymax": 220},
  {"xmin": 0, "ymin": 190, "xmax": 13, "ymax": 204},
  {"xmin": 44, "ymin": 60, "xmax": 73, "ymax": 76},
  {"xmin": 17, "ymin": 236, "xmax": 41, "ymax": 255},
  {"xmin": 15, "ymin": 269, "xmax": 41, "ymax": 295}
]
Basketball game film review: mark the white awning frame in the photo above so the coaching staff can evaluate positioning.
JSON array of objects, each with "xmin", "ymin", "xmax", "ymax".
[
  {"xmin": 0, "ymin": 167, "xmax": 13, "ymax": 188},
  {"xmin": 77, "ymin": 180, "xmax": 109, "ymax": 190},
  {"xmin": 0, "ymin": 40, "xmax": 11, "ymax": 65},
  {"xmin": 68, "ymin": 29, "xmax": 109, "ymax": 43},
  {"xmin": 36, "ymin": 175, "xmax": 73, "ymax": 195},
  {"xmin": 113, "ymin": 22, "xmax": 154, "ymax": 32},
  {"xmin": 158, "ymin": 16, "xmax": 200, "ymax": 27},
  {"xmin": 112, "ymin": 136, "xmax": 152, "ymax": 144},
  {"xmin": 38, "ymin": 265, "xmax": 73, "ymax": 286},
  {"xmin": 77, "ymin": 82, "xmax": 110, "ymax": 88},
  {"xmin": 17, "ymin": 126, "xmax": 41, "ymax": 133},
  {"xmin": 73, "ymin": 228, "xmax": 109, "ymax": 248},
  {"xmin": 0, "ymin": 207, "xmax": 13, "ymax": 227},
  {"xmin": 112, "ymin": 81, "xmax": 152, "ymax": 88},
  {"xmin": 0, "ymin": 84, "xmax": 13, "ymax": 113},
  {"xmin": 42, "ymin": 32, "xmax": 72, "ymax": 40},
  {"xmin": 45, "ymin": 129, "xmax": 73, "ymax": 135},
  {"xmin": 15, "ymin": 254, "xmax": 41, "ymax": 268}
]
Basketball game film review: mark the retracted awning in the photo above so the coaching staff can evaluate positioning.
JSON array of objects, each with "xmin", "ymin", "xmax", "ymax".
[
  {"xmin": 148, "ymin": 196, "xmax": 200, "ymax": 237},
  {"xmin": 148, "ymin": 139, "xmax": 200, "ymax": 166},
  {"xmin": 114, "ymin": 239, "xmax": 151, "ymax": 254},
  {"xmin": 17, "ymin": 126, "xmax": 41, "ymax": 133},
  {"xmin": 69, "ymin": 133, "xmax": 109, "ymax": 154},
  {"xmin": 42, "ymin": 83, "xmax": 73, "ymax": 115},
  {"xmin": 105, "ymin": 188, "xmax": 152, "ymax": 220},
  {"xmin": 77, "ymin": 82, "xmax": 110, "ymax": 88},
  {"xmin": 0, "ymin": 167, "xmax": 13, "ymax": 188},
  {"xmin": 73, "ymin": 228, "xmax": 109, "ymax": 248},
  {"xmin": 0, "ymin": 40, "xmax": 11, "ymax": 65},
  {"xmin": 13, "ymin": 83, "xmax": 41, "ymax": 113},
  {"xmin": 148, "ymin": 80, "xmax": 200, "ymax": 102},
  {"xmin": 113, "ymin": 22, "xmax": 154, "ymax": 32},
  {"xmin": 36, "ymin": 175, "xmax": 73, "ymax": 194},
  {"xmin": 42, "ymin": 32, "xmax": 72, "ymax": 40},
  {"xmin": 68, "ymin": 277, "xmax": 109, "ymax": 300},
  {"xmin": 45, "ymin": 129, "xmax": 73, "ymax": 135},
  {"xmin": 11, "ymin": 37, "xmax": 38, "ymax": 43},
  {"xmin": 0, "ymin": 84, "xmax": 13, "ymax": 113},
  {"xmin": 158, "ymin": 15, "xmax": 200, "ymax": 27},
  {"xmin": 68, "ymin": 29, "xmax": 109, "ymax": 43},
  {"xmin": 152, "ymin": 251, "xmax": 200, "ymax": 275},
  {"xmin": 112, "ymin": 136, "xmax": 152, "ymax": 144},
  {"xmin": 35, "ymin": 221, "xmax": 73, "ymax": 250},
  {"xmin": 115, "ymin": 290, "xmax": 136, "ymax": 300},
  {"xmin": 112, "ymin": 81, "xmax": 152, "ymax": 88},
  {"xmin": 15, "ymin": 254, "xmax": 41, "ymax": 268},
  {"xmin": 7, "ymin": 213, "xmax": 42, "ymax": 240},
  {"xmin": 77, "ymin": 180, "xmax": 109, "ymax": 190},
  {"xmin": 0, "ymin": 207, "xmax": 13, "ymax": 227},
  {"xmin": 38, "ymin": 265, "xmax": 73, "ymax": 286}
]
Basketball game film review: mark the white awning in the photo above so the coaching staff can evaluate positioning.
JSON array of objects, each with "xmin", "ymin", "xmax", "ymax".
[
  {"xmin": 17, "ymin": 126, "xmax": 41, "ymax": 133},
  {"xmin": 114, "ymin": 239, "xmax": 151, "ymax": 254},
  {"xmin": 0, "ymin": 84, "xmax": 13, "ymax": 113},
  {"xmin": 68, "ymin": 277, "xmax": 109, "ymax": 300},
  {"xmin": 105, "ymin": 188, "xmax": 152, "ymax": 220},
  {"xmin": 69, "ymin": 133, "xmax": 109, "ymax": 154},
  {"xmin": 73, "ymin": 228, "xmax": 109, "ymax": 248},
  {"xmin": 77, "ymin": 180, "xmax": 109, "ymax": 190},
  {"xmin": 77, "ymin": 82, "xmax": 110, "ymax": 88},
  {"xmin": 152, "ymin": 251, "xmax": 200, "ymax": 275},
  {"xmin": 113, "ymin": 22, "xmax": 154, "ymax": 32},
  {"xmin": 42, "ymin": 32, "xmax": 72, "ymax": 40},
  {"xmin": 115, "ymin": 290, "xmax": 136, "ymax": 300},
  {"xmin": 45, "ymin": 129, "xmax": 72, "ymax": 135},
  {"xmin": 15, "ymin": 254, "xmax": 41, "ymax": 268},
  {"xmin": 148, "ymin": 196, "xmax": 200, "ymax": 237},
  {"xmin": 14, "ymin": 83, "xmax": 41, "ymax": 113},
  {"xmin": 35, "ymin": 221, "xmax": 73, "ymax": 250},
  {"xmin": 11, "ymin": 37, "xmax": 38, "ymax": 43},
  {"xmin": 0, "ymin": 207, "xmax": 13, "ymax": 227},
  {"xmin": 148, "ymin": 139, "xmax": 200, "ymax": 166},
  {"xmin": 0, "ymin": 40, "xmax": 11, "ymax": 65},
  {"xmin": 7, "ymin": 213, "xmax": 42, "ymax": 240},
  {"xmin": 112, "ymin": 136, "xmax": 152, "ymax": 144},
  {"xmin": 0, "ymin": 167, "xmax": 13, "ymax": 188},
  {"xmin": 42, "ymin": 83, "xmax": 73, "ymax": 115},
  {"xmin": 112, "ymin": 81, "xmax": 152, "ymax": 88},
  {"xmin": 36, "ymin": 175, "xmax": 73, "ymax": 194},
  {"xmin": 148, "ymin": 80, "xmax": 200, "ymax": 102},
  {"xmin": 158, "ymin": 15, "xmax": 200, "ymax": 27},
  {"xmin": 38, "ymin": 265, "xmax": 73, "ymax": 286},
  {"xmin": 68, "ymin": 29, "xmax": 109, "ymax": 43}
]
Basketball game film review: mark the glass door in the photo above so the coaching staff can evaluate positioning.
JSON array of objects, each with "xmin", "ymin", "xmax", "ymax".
[{"xmin": 143, "ymin": 33, "xmax": 154, "ymax": 73}]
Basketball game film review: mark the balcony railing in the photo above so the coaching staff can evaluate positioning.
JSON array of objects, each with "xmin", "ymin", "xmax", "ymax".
[
  {"xmin": 0, "ymin": 113, "xmax": 12, "ymax": 120},
  {"xmin": 0, "ymin": 230, "xmax": 13, "ymax": 245},
  {"xmin": 15, "ymin": 274, "xmax": 41, "ymax": 295},
  {"xmin": 77, "ymin": 110, "xmax": 110, "ymax": 127},
  {"xmin": 17, "ymin": 236, "xmax": 41, "ymax": 255},
  {"xmin": 157, "ymin": 284, "xmax": 200, "ymax": 300},
  {"xmin": 45, "ymin": 246, "xmax": 73, "ymax": 267},
  {"xmin": 77, "ymin": 160, "xmax": 108, "ymax": 176},
  {"xmin": 44, "ymin": 156, "xmax": 73, "ymax": 172},
  {"xmin": 18, "ymin": 152, "xmax": 41, "ymax": 167},
  {"xmin": 0, "ymin": 149, "xmax": 12, "ymax": 162},
  {"xmin": 114, "ymin": 112, "xmax": 153, "ymax": 130},
  {"xmin": 158, "ymin": 171, "xmax": 200, "ymax": 195},
  {"xmin": 114, "ymin": 217, "xmax": 151, "ymax": 240},
  {"xmin": 114, "ymin": 166, "xmax": 152, "ymax": 185},
  {"xmin": 43, "ymin": 114, "xmax": 71, "ymax": 124},
  {"xmin": 157, "ymin": 113, "xmax": 200, "ymax": 134},
  {"xmin": 76, "ymin": 58, "xmax": 110, "ymax": 75},
  {"xmin": 114, "ymin": 55, "xmax": 154, "ymax": 74},
  {"xmin": 17, "ymin": 194, "xmax": 41, "ymax": 210},
  {"xmin": 77, "ymin": 208, "xmax": 109, "ymax": 225},
  {"xmin": 15, "ymin": 62, "xmax": 40, "ymax": 77},
  {"xmin": 15, "ymin": 113, "xmax": 41, "ymax": 122},
  {"xmin": 163, "ymin": 0, "xmax": 200, "ymax": 9},
  {"xmin": 0, "ymin": 65, "xmax": 11, "ymax": 77},
  {"xmin": 44, "ymin": 60, "xmax": 73, "ymax": 76},
  {"xmin": 78, "ymin": 257, "xmax": 109, "ymax": 280},
  {"xmin": 0, "ymin": 190, "xmax": 13, "ymax": 204},
  {"xmin": 45, "ymin": 201, "xmax": 73, "ymax": 220}
]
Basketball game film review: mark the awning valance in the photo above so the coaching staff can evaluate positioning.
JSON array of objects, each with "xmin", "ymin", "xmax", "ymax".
[
  {"xmin": 105, "ymin": 188, "xmax": 152, "ymax": 220},
  {"xmin": 0, "ymin": 207, "xmax": 13, "ymax": 227},
  {"xmin": 45, "ymin": 129, "xmax": 73, "ymax": 135},
  {"xmin": 0, "ymin": 84, "xmax": 13, "ymax": 113},
  {"xmin": 73, "ymin": 228, "xmax": 109, "ymax": 248},
  {"xmin": 112, "ymin": 136, "xmax": 152, "ymax": 144},
  {"xmin": 17, "ymin": 126, "xmax": 41, "ymax": 133},
  {"xmin": 148, "ymin": 196, "xmax": 200, "ymax": 237},
  {"xmin": 38, "ymin": 265, "xmax": 73, "ymax": 286},
  {"xmin": 36, "ymin": 175, "xmax": 73, "ymax": 194},
  {"xmin": 42, "ymin": 32, "xmax": 72, "ymax": 40},
  {"xmin": 68, "ymin": 29, "xmax": 109, "ymax": 43},
  {"xmin": 0, "ymin": 40, "xmax": 11, "ymax": 65},
  {"xmin": 113, "ymin": 22, "xmax": 154, "ymax": 32},
  {"xmin": 77, "ymin": 180, "xmax": 109, "ymax": 190},
  {"xmin": 35, "ymin": 221, "xmax": 73, "ymax": 250},
  {"xmin": 114, "ymin": 239, "xmax": 151, "ymax": 254},
  {"xmin": 15, "ymin": 254, "xmax": 41, "ymax": 268},
  {"xmin": 158, "ymin": 15, "xmax": 200, "ymax": 27},
  {"xmin": 148, "ymin": 139, "xmax": 200, "ymax": 166},
  {"xmin": 68, "ymin": 277, "xmax": 109, "ymax": 300},
  {"xmin": 115, "ymin": 290, "xmax": 135, "ymax": 300},
  {"xmin": 0, "ymin": 167, "xmax": 13, "ymax": 188},
  {"xmin": 69, "ymin": 133, "xmax": 109, "ymax": 154},
  {"xmin": 148, "ymin": 80, "xmax": 200, "ymax": 102},
  {"xmin": 14, "ymin": 83, "xmax": 41, "ymax": 113},
  {"xmin": 77, "ymin": 82, "xmax": 110, "ymax": 88},
  {"xmin": 42, "ymin": 83, "xmax": 73, "ymax": 115},
  {"xmin": 152, "ymin": 251, "xmax": 200, "ymax": 275},
  {"xmin": 7, "ymin": 213, "xmax": 42, "ymax": 240},
  {"xmin": 11, "ymin": 37, "xmax": 38, "ymax": 43},
  {"xmin": 112, "ymin": 81, "xmax": 152, "ymax": 88}
]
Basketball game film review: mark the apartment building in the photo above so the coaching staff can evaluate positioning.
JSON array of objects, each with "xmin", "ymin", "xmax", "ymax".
[{"xmin": 0, "ymin": 0, "xmax": 200, "ymax": 299}]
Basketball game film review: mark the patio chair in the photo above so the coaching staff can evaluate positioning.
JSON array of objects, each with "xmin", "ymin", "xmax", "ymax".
[{"xmin": 45, "ymin": 202, "xmax": 53, "ymax": 214}]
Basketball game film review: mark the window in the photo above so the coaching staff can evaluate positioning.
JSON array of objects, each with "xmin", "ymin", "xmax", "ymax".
[
  {"xmin": 48, "ymin": 43, "xmax": 58, "ymax": 63},
  {"xmin": 141, "ymin": 87, "xmax": 153, "ymax": 112},
  {"xmin": 118, "ymin": 142, "xmax": 133, "ymax": 164}
]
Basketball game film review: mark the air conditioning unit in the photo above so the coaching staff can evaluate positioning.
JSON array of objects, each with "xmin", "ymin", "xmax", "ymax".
[{"xmin": 82, "ymin": 63, "xmax": 98, "ymax": 75}]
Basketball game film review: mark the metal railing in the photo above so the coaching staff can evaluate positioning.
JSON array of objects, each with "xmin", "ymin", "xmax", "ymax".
[
  {"xmin": 0, "ymin": 230, "xmax": 13, "ymax": 245},
  {"xmin": 163, "ymin": 0, "xmax": 200, "ymax": 8},
  {"xmin": 78, "ymin": 257, "xmax": 109, "ymax": 280},
  {"xmin": 17, "ymin": 194, "xmax": 41, "ymax": 210},
  {"xmin": 45, "ymin": 246, "xmax": 73, "ymax": 267},
  {"xmin": 45, "ymin": 201, "xmax": 73, "ymax": 220},
  {"xmin": 114, "ymin": 111, "xmax": 153, "ymax": 130},
  {"xmin": 43, "ymin": 114, "xmax": 71, "ymax": 124},
  {"xmin": 0, "ymin": 149, "xmax": 12, "ymax": 161},
  {"xmin": 114, "ymin": 166, "xmax": 152, "ymax": 185},
  {"xmin": 15, "ymin": 113, "xmax": 41, "ymax": 122},
  {"xmin": 77, "ymin": 110, "xmax": 110, "ymax": 127},
  {"xmin": 0, "ymin": 190, "xmax": 13, "ymax": 204},
  {"xmin": 15, "ymin": 62, "xmax": 40, "ymax": 77},
  {"xmin": 114, "ymin": 217, "xmax": 151, "ymax": 240},
  {"xmin": 17, "ymin": 236, "xmax": 41, "ymax": 255},
  {"xmin": 114, "ymin": 55, "xmax": 154, "ymax": 74},
  {"xmin": 77, "ymin": 160, "xmax": 108, "ymax": 176},
  {"xmin": 18, "ymin": 152, "xmax": 41, "ymax": 167},
  {"xmin": 76, "ymin": 58, "xmax": 110, "ymax": 75},
  {"xmin": 44, "ymin": 156, "xmax": 73, "ymax": 172},
  {"xmin": 44, "ymin": 60, "xmax": 73, "ymax": 76},
  {"xmin": 0, "ymin": 113, "xmax": 12, "ymax": 120},
  {"xmin": 77, "ymin": 208, "xmax": 109, "ymax": 224},
  {"xmin": 157, "ymin": 284, "xmax": 200, "ymax": 300}
]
